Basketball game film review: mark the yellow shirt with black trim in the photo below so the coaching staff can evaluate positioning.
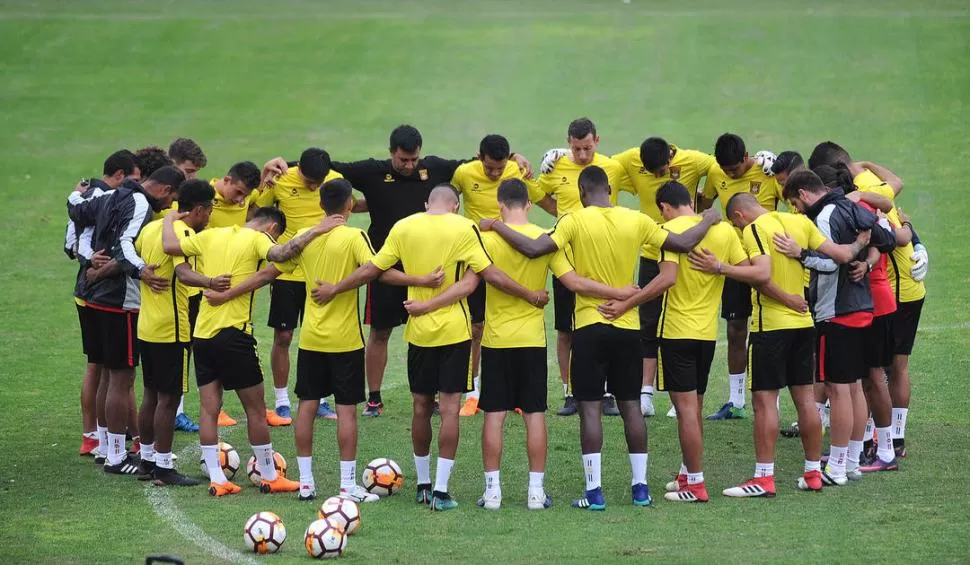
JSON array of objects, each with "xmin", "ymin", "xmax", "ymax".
[
  {"xmin": 209, "ymin": 178, "xmax": 260, "ymax": 229},
  {"xmin": 537, "ymin": 153, "xmax": 633, "ymax": 216},
  {"xmin": 658, "ymin": 216, "xmax": 746, "ymax": 341},
  {"xmin": 253, "ymin": 167, "xmax": 344, "ymax": 282},
  {"xmin": 549, "ymin": 206, "xmax": 668, "ymax": 331},
  {"xmin": 481, "ymin": 224, "xmax": 572, "ymax": 349},
  {"xmin": 371, "ymin": 212, "xmax": 493, "ymax": 348},
  {"xmin": 703, "ymin": 163, "xmax": 784, "ymax": 218},
  {"xmin": 451, "ymin": 160, "xmax": 546, "ymax": 225},
  {"xmin": 178, "ymin": 225, "xmax": 276, "ymax": 339},
  {"xmin": 152, "ymin": 202, "xmax": 204, "ymax": 296},
  {"xmin": 134, "ymin": 219, "xmax": 194, "ymax": 343},
  {"xmin": 151, "ymin": 202, "xmax": 178, "ymax": 221},
  {"xmin": 275, "ymin": 225, "xmax": 374, "ymax": 353},
  {"xmin": 742, "ymin": 211, "xmax": 826, "ymax": 332},
  {"xmin": 854, "ymin": 170, "xmax": 925, "ymax": 303}
]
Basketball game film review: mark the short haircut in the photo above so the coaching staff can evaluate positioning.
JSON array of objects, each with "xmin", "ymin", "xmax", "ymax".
[
  {"xmin": 813, "ymin": 163, "xmax": 856, "ymax": 194},
  {"xmin": 568, "ymin": 117, "xmax": 596, "ymax": 140},
  {"xmin": 714, "ymin": 133, "xmax": 746, "ymax": 167},
  {"xmin": 497, "ymin": 179, "xmax": 529, "ymax": 208},
  {"xmin": 103, "ymin": 150, "xmax": 136, "ymax": 177},
  {"xmin": 299, "ymin": 148, "xmax": 332, "ymax": 182},
  {"xmin": 639, "ymin": 137, "xmax": 670, "ymax": 173},
  {"xmin": 390, "ymin": 124, "xmax": 422, "ymax": 153},
  {"xmin": 167, "ymin": 137, "xmax": 207, "ymax": 168},
  {"xmin": 726, "ymin": 192, "xmax": 759, "ymax": 217},
  {"xmin": 134, "ymin": 146, "xmax": 174, "ymax": 178},
  {"xmin": 771, "ymin": 150, "xmax": 804, "ymax": 176},
  {"xmin": 177, "ymin": 179, "xmax": 216, "ymax": 212},
  {"xmin": 148, "ymin": 165, "xmax": 186, "ymax": 192},
  {"xmin": 320, "ymin": 178, "xmax": 354, "ymax": 214},
  {"xmin": 429, "ymin": 183, "xmax": 460, "ymax": 203},
  {"xmin": 252, "ymin": 206, "xmax": 286, "ymax": 234},
  {"xmin": 807, "ymin": 141, "xmax": 851, "ymax": 170},
  {"xmin": 655, "ymin": 181, "xmax": 692, "ymax": 209},
  {"xmin": 479, "ymin": 134, "xmax": 510, "ymax": 161},
  {"xmin": 577, "ymin": 165, "xmax": 609, "ymax": 194},
  {"xmin": 228, "ymin": 161, "xmax": 261, "ymax": 190},
  {"xmin": 783, "ymin": 169, "xmax": 827, "ymax": 200}
]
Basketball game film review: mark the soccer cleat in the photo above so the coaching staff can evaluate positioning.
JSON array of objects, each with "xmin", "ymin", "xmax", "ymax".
[
  {"xmin": 663, "ymin": 483, "xmax": 709, "ymax": 503},
  {"xmin": 298, "ymin": 485, "xmax": 316, "ymax": 501},
  {"xmin": 665, "ymin": 474, "xmax": 688, "ymax": 493},
  {"xmin": 174, "ymin": 413, "xmax": 200, "ymax": 432},
  {"xmin": 602, "ymin": 395, "xmax": 621, "ymax": 416},
  {"xmin": 103, "ymin": 454, "xmax": 142, "ymax": 476},
  {"xmin": 459, "ymin": 397, "xmax": 481, "ymax": 417},
  {"xmin": 316, "ymin": 400, "xmax": 337, "ymax": 420},
  {"xmin": 860, "ymin": 457, "xmax": 899, "ymax": 473},
  {"xmin": 557, "ymin": 396, "xmax": 578, "ymax": 416},
  {"xmin": 217, "ymin": 410, "xmax": 237, "ymax": 427},
  {"xmin": 362, "ymin": 401, "xmax": 384, "ymax": 417},
  {"xmin": 208, "ymin": 481, "xmax": 242, "ymax": 497},
  {"xmin": 667, "ymin": 405, "xmax": 678, "ymax": 418},
  {"xmin": 797, "ymin": 470, "xmax": 824, "ymax": 492},
  {"xmin": 152, "ymin": 468, "xmax": 202, "ymax": 486},
  {"xmin": 430, "ymin": 491, "xmax": 459, "ymax": 511},
  {"xmin": 527, "ymin": 492, "xmax": 553, "ymax": 510},
  {"xmin": 780, "ymin": 422, "xmax": 800, "ymax": 438},
  {"xmin": 821, "ymin": 467, "xmax": 848, "ymax": 486},
  {"xmin": 340, "ymin": 485, "xmax": 380, "ymax": 503},
  {"xmin": 640, "ymin": 393, "xmax": 655, "ymax": 417},
  {"xmin": 846, "ymin": 467, "xmax": 863, "ymax": 481},
  {"xmin": 571, "ymin": 486, "xmax": 606, "ymax": 511},
  {"xmin": 722, "ymin": 476, "xmax": 776, "ymax": 498},
  {"xmin": 632, "ymin": 483, "xmax": 652, "ymax": 506},
  {"xmin": 476, "ymin": 492, "xmax": 502, "ymax": 510},
  {"xmin": 80, "ymin": 435, "xmax": 98, "ymax": 456},
  {"xmin": 415, "ymin": 483, "xmax": 433, "ymax": 505},
  {"xmin": 893, "ymin": 440, "xmax": 907, "ymax": 458},
  {"xmin": 275, "ymin": 405, "xmax": 292, "ymax": 419},
  {"xmin": 707, "ymin": 402, "xmax": 747, "ymax": 420},
  {"xmin": 131, "ymin": 442, "xmax": 141, "ymax": 455},
  {"xmin": 93, "ymin": 450, "xmax": 106, "ymax": 465},
  {"xmin": 260, "ymin": 475, "xmax": 300, "ymax": 493},
  {"xmin": 136, "ymin": 460, "xmax": 157, "ymax": 481},
  {"xmin": 265, "ymin": 409, "xmax": 292, "ymax": 427}
]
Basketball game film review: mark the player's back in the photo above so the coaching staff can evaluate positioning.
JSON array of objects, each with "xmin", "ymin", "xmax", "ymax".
[
  {"xmin": 746, "ymin": 212, "xmax": 816, "ymax": 331},
  {"xmin": 136, "ymin": 219, "xmax": 195, "ymax": 343}
]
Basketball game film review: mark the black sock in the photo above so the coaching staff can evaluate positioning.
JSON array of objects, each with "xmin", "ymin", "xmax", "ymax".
[
  {"xmin": 369, "ymin": 391, "xmax": 382, "ymax": 404},
  {"xmin": 432, "ymin": 490, "xmax": 450, "ymax": 499},
  {"xmin": 863, "ymin": 440, "xmax": 874, "ymax": 452}
]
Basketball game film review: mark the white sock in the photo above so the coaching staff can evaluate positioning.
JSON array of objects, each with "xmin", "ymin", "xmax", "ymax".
[
  {"xmin": 202, "ymin": 444, "xmax": 228, "ymax": 483},
  {"xmin": 140, "ymin": 442, "xmax": 155, "ymax": 462},
  {"xmin": 484, "ymin": 470, "xmax": 500, "ymax": 497},
  {"xmin": 892, "ymin": 407, "xmax": 908, "ymax": 439},
  {"xmin": 729, "ymin": 372, "xmax": 746, "ymax": 408},
  {"xmin": 274, "ymin": 388, "xmax": 290, "ymax": 408},
  {"xmin": 804, "ymin": 459, "xmax": 821, "ymax": 473},
  {"xmin": 528, "ymin": 471, "xmax": 544, "ymax": 493},
  {"xmin": 106, "ymin": 432, "xmax": 126, "ymax": 465},
  {"xmin": 434, "ymin": 457, "xmax": 454, "ymax": 493},
  {"xmin": 828, "ymin": 445, "xmax": 848, "ymax": 477},
  {"xmin": 847, "ymin": 440, "xmax": 864, "ymax": 472},
  {"xmin": 562, "ymin": 383, "xmax": 570, "ymax": 398},
  {"xmin": 582, "ymin": 453, "xmax": 602, "ymax": 491},
  {"xmin": 687, "ymin": 471, "xmax": 704, "ymax": 485},
  {"xmin": 96, "ymin": 425, "xmax": 108, "ymax": 453},
  {"xmin": 176, "ymin": 397, "xmax": 185, "ymax": 417},
  {"xmin": 754, "ymin": 462, "xmax": 774, "ymax": 478},
  {"xmin": 865, "ymin": 417, "xmax": 875, "ymax": 442},
  {"xmin": 679, "ymin": 462, "xmax": 688, "ymax": 476},
  {"xmin": 629, "ymin": 453, "xmax": 648, "ymax": 486},
  {"xmin": 467, "ymin": 377, "xmax": 480, "ymax": 401},
  {"xmin": 297, "ymin": 456, "xmax": 313, "ymax": 486},
  {"xmin": 414, "ymin": 454, "xmax": 431, "ymax": 485},
  {"xmin": 340, "ymin": 460, "xmax": 357, "ymax": 489},
  {"xmin": 155, "ymin": 452, "xmax": 173, "ymax": 470},
  {"xmin": 876, "ymin": 427, "xmax": 894, "ymax": 462},
  {"xmin": 253, "ymin": 443, "xmax": 277, "ymax": 481},
  {"xmin": 641, "ymin": 385, "xmax": 654, "ymax": 395}
]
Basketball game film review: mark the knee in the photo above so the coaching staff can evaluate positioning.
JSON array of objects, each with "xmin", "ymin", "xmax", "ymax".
[
  {"xmin": 412, "ymin": 397, "xmax": 433, "ymax": 419},
  {"xmin": 369, "ymin": 328, "xmax": 392, "ymax": 345},
  {"xmin": 274, "ymin": 330, "xmax": 294, "ymax": 348},
  {"xmin": 727, "ymin": 321, "xmax": 747, "ymax": 342}
]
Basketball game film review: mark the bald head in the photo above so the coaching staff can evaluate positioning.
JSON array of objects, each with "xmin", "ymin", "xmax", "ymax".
[
  {"xmin": 725, "ymin": 192, "xmax": 765, "ymax": 229},
  {"xmin": 426, "ymin": 183, "xmax": 461, "ymax": 214}
]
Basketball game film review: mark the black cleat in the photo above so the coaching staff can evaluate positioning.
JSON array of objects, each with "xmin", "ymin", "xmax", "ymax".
[
  {"xmin": 137, "ymin": 460, "xmax": 157, "ymax": 481},
  {"xmin": 557, "ymin": 396, "xmax": 578, "ymax": 416},
  {"xmin": 602, "ymin": 395, "xmax": 621, "ymax": 416},
  {"xmin": 104, "ymin": 454, "xmax": 142, "ymax": 475},
  {"xmin": 152, "ymin": 467, "xmax": 202, "ymax": 486}
]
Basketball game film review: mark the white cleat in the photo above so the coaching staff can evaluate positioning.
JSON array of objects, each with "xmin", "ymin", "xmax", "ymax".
[
  {"xmin": 340, "ymin": 484, "xmax": 379, "ymax": 503},
  {"xmin": 476, "ymin": 492, "xmax": 502, "ymax": 510},
  {"xmin": 640, "ymin": 394, "xmax": 656, "ymax": 417},
  {"xmin": 667, "ymin": 405, "xmax": 678, "ymax": 418}
]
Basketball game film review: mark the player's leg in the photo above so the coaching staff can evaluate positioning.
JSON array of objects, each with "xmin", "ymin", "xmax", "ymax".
[
  {"xmin": 610, "ymin": 327, "xmax": 650, "ymax": 505},
  {"xmin": 462, "ymin": 281, "xmax": 486, "ymax": 416},
  {"xmin": 150, "ymin": 343, "xmax": 198, "ymax": 486},
  {"xmin": 236, "ymin": 382, "xmax": 298, "ymax": 492},
  {"xmin": 846, "ymin": 379, "xmax": 868, "ymax": 479},
  {"xmin": 407, "ymin": 343, "xmax": 435, "ymax": 504},
  {"xmin": 176, "ymin": 292, "xmax": 205, "ymax": 432},
  {"xmin": 552, "ymin": 277, "xmax": 577, "ymax": 416},
  {"xmin": 137, "ymin": 384, "xmax": 158, "ymax": 476},
  {"xmin": 710, "ymin": 280, "xmax": 750, "ymax": 419},
  {"xmin": 663, "ymin": 340, "xmax": 711, "ymax": 502},
  {"xmin": 365, "ymin": 327, "xmax": 392, "ymax": 416},
  {"xmin": 294, "ymin": 348, "xmax": 323, "ymax": 499},
  {"xmin": 102, "ymin": 310, "xmax": 141, "ymax": 474},
  {"xmin": 519, "ymin": 347, "xmax": 551, "ymax": 509},
  {"xmin": 80, "ymin": 363, "xmax": 101, "ymax": 454},
  {"xmin": 267, "ymin": 280, "xmax": 304, "ymax": 424},
  {"xmin": 127, "ymin": 381, "xmax": 139, "ymax": 453},
  {"xmin": 637, "ymin": 258, "xmax": 662, "ymax": 417},
  {"xmin": 95, "ymin": 367, "xmax": 109, "ymax": 463},
  {"xmin": 780, "ymin": 328, "xmax": 823, "ymax": 491},
  {"xmin": 570, "ymin": 325, "xmax": 607, "ymax": 510},
  {"xmin": 478, "ymin": 346, "xmax": 507, "ymax": 509},
  {"xmin": 362, "ymin": 280, "xmax": 407, "ymax": 417},
  {"xmin": 888, "ymin": 298, "xmax": 921, "ymax": 458},
  {"xmin": 479, "ymin": 410, "xmax": 506, "ymax": 509},
  {"xmin": 331, "ymin": 349, "xmax": 375, "ymax": 502},
  {"xmin": 431, "ymin": 341, "xmax": 470, "ymax": 510}
]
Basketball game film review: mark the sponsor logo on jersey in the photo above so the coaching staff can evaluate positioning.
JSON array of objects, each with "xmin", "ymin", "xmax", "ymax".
[
  {"xmin": 419, "ymin": 169, "xmax": 429, "ymax": 181},
  {"xmin": 384, "ymin": 174, "xmax": 394, "ymax": 183},
  {"xmin": 472, "ymin": 182, "xmax": 480, "ymax": 191}
]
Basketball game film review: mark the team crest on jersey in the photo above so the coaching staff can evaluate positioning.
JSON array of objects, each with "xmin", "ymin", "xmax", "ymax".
[
  {"xmin": 720, "ymin": 180, "xmax": 727, "ymax": 190},
  {"xmin": 419, "ymin": 169, "xmax": 429, "ymax": 181},
  {"xmin": 384, "ymin": 174, "xmax": 394, "ymax": 182},
  {"xmin": 669, "ymin": 166, "xmax": 681, "ymax": 180},
  {"xmin": 749, "ymin": 181, "xmax": 761, "ymax": 194}
]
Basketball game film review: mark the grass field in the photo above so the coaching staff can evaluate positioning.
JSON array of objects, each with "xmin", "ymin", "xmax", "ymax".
[{"xmin": 2, "ymin": 0, "xmax": 970, "ymax": 563}]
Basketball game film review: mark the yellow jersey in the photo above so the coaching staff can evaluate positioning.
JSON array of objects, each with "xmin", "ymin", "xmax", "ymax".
[
  {"xmin": 703, "ymin": 163, "xmax": 784, "ymax": 218},
  {"xmin": 209, "ymin": 178, "xmax": 260, "ymax": 229},
  {"xmin": 151, "ymin": 202, "xmax": 178, "ymax": 221},
  {"xmin": 134, "ymin": 219, "xmax": 194, "ymax": 343},
  {"xmin": 451, "ymin": 160, "xmax": 546, "ymax": 225},
  {"xmin": 612, "ymin": 146, "xmax": 716, "ymax": 218},
  {"xmin": 537, "ymin": 153, "xmax": 633, "ymax": 216}
]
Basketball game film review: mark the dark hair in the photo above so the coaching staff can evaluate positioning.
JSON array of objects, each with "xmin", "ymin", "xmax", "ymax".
[
  {"xmin": 168, "ymin": 137, "xmax": 207, "ymax": 168},
  {"xmin": 655, "ymin": 181, "xmax": 692, "ymax": 209},
  {"xmin": 639, "ymin": 137, "xmax": 670, "ymax": 173},
  {"xmin": 134, "ymin": 146, "xmax": 174, "ymax": 178},
  {"xmin": 103, "ymin": 150, "xmax": 136, "ymax": 177},
  {"xmin": 813, "ymin": 163, "xmax": 856, "ymax": 194},
  {"xmin": 299, "ymin": 148, "xmax": 332, "ymax": 182},
  {"xmin": 228, "ymin": 161, "xmax": 261, "ymax": 190},
  {"xmin": 714, "ymin": 133, "xmax": 746, "ymax": 167},
  {"xmin": 568, "ymin": 117, "xmax": 596, "ymax": 140},
  {"xmin": 783, "ymin": 169, "xmax": 827, "ymax": 200},
  {"xmin": 252, "ymin": 206, "xmax": 286, "ymax": 234},
  {"xmin": 177, "ymin": 179, "xmax": 216, "ymax": 212},
  {"xmin": 479, "ymin": 134, "xmax": 510, "ymax": 161},
  {"xmin": 148, "ymin": 165, "xmax": 186, "ymax": 192},
  {"xmin": 771, "ymin": 150, "xmax": 804, "ymax": 176},
  {"xmin": 320, "ymin": 178, "xmax": 354, "ymax": 214},
  {"xmin": 577, "ymin": 165, "xmax": 609, "ymax": 194},
  {"xmin": 497, "ymin": 179, "xmax": 529, "ymax": 208},
  {"xmin": 389, "ymin": 125, "xmax": 422, "ymax": 153},
  {"xmin": 808, "ymin": 141, "xmax": 851, "ymax": 170}
]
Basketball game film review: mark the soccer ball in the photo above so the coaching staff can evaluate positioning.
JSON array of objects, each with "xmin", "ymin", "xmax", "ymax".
[
  {"xmin": 361, "ymin": 458, "xmax": 404, "ymax": 496},
  {"xmin": 304, "ymin": 518, "xmax": 347, "ymax": 559},
  {"xmin": 246, "ymin": 452, "xmax": 288, "ymax": 486},
  {"xmin": 317, "ymin": 496, "xmax": 360, "ymax": 536},
  {"xmin": 243, "ymin": 511, "xmax": 286, "ymax": 554},
  {"xmin": 199, "ymin": 442, "xmax": 239, "ymax": 480}
]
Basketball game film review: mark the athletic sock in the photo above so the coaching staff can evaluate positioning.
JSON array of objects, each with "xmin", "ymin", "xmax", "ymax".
[
  {"xmin": 434, "ymin": 457, "xmax": 454, "ymax": 493},
  {"xmin": 687, "ymin": 471, "xmax": 704, "ymax": 485},
  {"xmin": 202, "ymin": 444, "xmax": 228, "ymax": 483},
  {"xmin": 414, "ymin": 454, "xmax": 431, "ymax": 485},
  {"xmin": 140, "ymin": 442, "xmax": 155, "ymax": 462},
  {"xmin": 876, "ymin": 427, "xmax": 895, "ymax": 462},
  {"xmin": 297, "ymin": 456, "xmax": 314, "ymax": 491},
  {"xmin": 865, "ymin": 416, "xmax": 875, "ymax": 442},
  {"xmin": 754, "ymin": 462, "xmax": 774, "ymax": 478},
  {"xmin": 562, "ymin": 383, "xmax": 570, "ymax": 398},
  {"xmin": 828, "ymin": 445, "xmax": 848, "ymax": 477},
  {"xmin": 97, "ymin": 425, "xmax": 108, "ymax": 454},
  {"xmin": 368, "ymin": 391, "xmax": 382, "ymax": 404},
  {"xmin": 467, "ymin": 377, "xmax": 480, "ymax": 401},
  {"xmin": 892, "ymin": 408, "xmax": 908, "ymax": 440},
  {"xmin": 804, "ymin": 460, "xmax": 821, "ymax": 473},
  {"xmin": 847, "ymin": 440, "xmax": 864, "ymax": 472},
  {"xmin": 629, "ymin": 453, "xmax": 648, "ymax": 486},
  {"xmin": 641, "ymin": 385, "xmax": 654, "ymax": 396},
  {"xmin": 582, "ymin": 453, "xmax": 602, "ymax": 491},
  {"xmin": 106, "ymin": 432, "xmax": 126, "ymax": 465},
  {"xmin": 484, "ymin": 470, "xmax": 500, "ymax": 497},
  {"xmin": 252, "ymin": 443, "xmax": 277, "ymax": 481},
  {"xmin": 176, "ymin": 397, "xmax": 185, "ymax": 417},
  {"xmin": 528, "ymin": 471, "xmax": 544, "ymax": 492},
  {"xmin": 274, "ymin": 388, "xmax": 290, "ymax": 409},
  {"xmin": 679, "ymin": 462, "xmax": 688, "ymax": 476},
  {"xmin": 729, "ymin": 373, "xmax": 746, "ymax": 408},
  {"xmin": 155, "ymin": 452, "xmax": 173, "ymax": 470},
  {"xmin": 340, "ymin": 460, "xmax": 356, "ymax": 489}
]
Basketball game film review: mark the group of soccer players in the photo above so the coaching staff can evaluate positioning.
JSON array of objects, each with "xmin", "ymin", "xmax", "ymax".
[{"xmin": 65, "ymin": 119, "xmax": 928, "ymax": 510}]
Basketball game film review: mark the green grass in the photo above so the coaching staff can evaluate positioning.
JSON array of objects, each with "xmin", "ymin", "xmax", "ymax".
[{"xmin": 2, "ymin": 0, "xmax": 969, "ymax": 562}]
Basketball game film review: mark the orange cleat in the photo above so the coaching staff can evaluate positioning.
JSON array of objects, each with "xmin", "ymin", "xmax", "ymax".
[
  {"xmin": 260, "ymin": 475, "xmax": 300, "ymax": 493},
  {"xmin": 80, "ymin": 435, "xmax": 99, "ymax": 456},
  {"xmin": 217, "ymin": 410, "xmax": 238, "ymax": 427},
  {"xmin": 797, "ymin": 470, "xmax": 824, "ymax": 492},
  {"xmin": 459, "ymin": 397, "xmax": 480, "ymax": 417},
  {"xmin": 209, "ymin": 481, "xmax": 242, "ymax": 497},
  {"xmin": 265, "ymin": 409, "xmax": 292, "ymax": 427}
]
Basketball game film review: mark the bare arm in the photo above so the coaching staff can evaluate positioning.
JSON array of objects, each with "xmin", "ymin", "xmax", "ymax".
[
  {"xmin": 847, "ymin": 190, "xmax": 893, "ymax": 214},
  {"xmin": 558, "ymin": 271, "xmax": 639, "ymax": 301},
  {"xmin": 204, "ymin": 266, "xmax": 282, "ymax": 307},
  {"xmin": 597, "ymin": 261, "xmax": 677, "ymax": 321},
  {"xmin": 661, "ymin": 208, "xmax": 720, "ymax": 252},
  {"xmin": 816, "ymin": 236, "xmax": 869, "ymax": 265},
  {"xmin": 265, "ymin": 216, "xmax": 345, "ymax": 263},
  {"xmin": 480, "ymin": 220, "xmax": 558, "ymax": 259},
  {"xmin": 858, "ymin": 161, "xmax": 903, "ymax": 195},
  {"xmin": 535, "ymin": 195, "xmax": 558, "ymax": 217},
  {"xmin": 162, "ymin": 212, "xmax": 187, "ymax": 255},
  {"xmin": 174, "ymin": 262, "xmax": 231, "ymax": 291},
  {"xmin": 311, "ymin": 262, "xmax": 385, "ymax": 305},
  {"xmin": 756, "ymin": 280, "xmax": 808, "ymax": 314},
  {"xmin": 378, "ymin": 266, "xmax": 444, "ymax": 288},
  {"xmin": 479, "ymin": 265, "xmax": 548, "ymax": 307},
  {"xmin": 690, "ymin": 251, "xmax": 771, "ymax": 286},
  {"xmin": 352, "ymin": 196, "xmax": 368, "ymax": 213},
  {"xmin": 404, "ymin": 270, "xmax": 481, "ymax": 317}
]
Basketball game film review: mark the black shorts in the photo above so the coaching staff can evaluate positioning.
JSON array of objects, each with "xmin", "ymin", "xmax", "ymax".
[
  {"xmin": 365, "ymin": 278, "xmax": 408, "ymax": 331},
  {"xmin": 267, "ymin": 279, "xmax": 305, "ymax": 331},
  {"xmin": 193, "ymin": 327, "xmax": 263, "ymax": 391},
  {"xmin": 91, "ymin": 308, "xmax": 139, "ymax": 370},
  {"xmin": 76, "ymin": 303, "xmax": 102, "ymax": 365},
  {"xmin": 140, "ymin": 341, "xmax": 190, "ymax": 395},
  {"xmin": 296, "ymin": 348, "xmax": 365, "ymax": 405},
  {"xmin": 892, "ymin": 299, "xmax": 923, "ymax": 356},
  {"xmin": 657, "ymin": 338, "xmax": 716, "ymax": 394},
  {"xmin": 468, "ymin": 280, "xmax": 486, "ymax": 324},
  {"xmin": 188, "ymin": 292, "xmax": 202, "ymax": 336},
  {"xmin": 552, "ymin": 276, "xmax": 575, "ymax": 333},
  {"xmin": 480, "ymin": 347, "xmax": 548, "ymax": 413},
  {"xmin": 748, "ymin": 328, "xmax": 815, "ymax": 391},
  {"xmin": 638, "ymin": 258, "xmax": 662, "ymax": 359},
  {"xmin": 407, "ymin": 341, "xmax": 472, "ymax": 396},
  {"xmin": 865, "ymin": 314, "xmax": 895, "ymax": 369},
  {"xmin": 570, "ymin": 324, "xmax": 641, "ymax": 402},
  {"xmin": 816, "ymin": 322, "xmax": 867, "ymax": 385},
  {"xmin": 721, "ymin": 278, "xmax": 752, "ymax": 321}
]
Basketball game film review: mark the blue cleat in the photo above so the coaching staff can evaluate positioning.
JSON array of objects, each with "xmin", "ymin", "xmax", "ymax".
[
  {"xmin": 571, "ymin": 486, "xmax": 606, "ymax": 511},
  {"xmin": 315, "ymin": 400, "xmax": 337, "ymax": 420},
  {"xmin": 174, "ymin": 413, "xmax": 199, "ymax": 432},
  {"xmin": 632, "ymin": 483, "xmax": 652, "ymax": 506},
  {"xmin": 706, "ymin": 402, "xmax": 747, "ymax": 421},
  {"xmin": 275, "ymin": 405, "xmax": 292, "ymax": 419}
]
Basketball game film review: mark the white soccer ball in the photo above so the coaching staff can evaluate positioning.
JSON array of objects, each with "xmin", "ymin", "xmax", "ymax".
[
  {"xmin": 361, "ymin": 458, "xmax": 404, "ymax": 497},
  {"xmin": 304, "ymin": 518, "xmax": 347, "ymax": 559},
  {"xmin": 243, "ymin": 511, "xmax": 286, "ymax": 554},
  {"xmin": 199, "ymin": 442, "xmax": 239, "ymax": 480},
  {"xmin": 318, "ymin": 496, "xmax": 361, "ymax": 536},
  {"xmin": 754, "ymin": 150, "xmax": 777, "ymax": 176},
  {"xmin": 246, "ymin": 452, "xmax": 288, "ymax": 486}
]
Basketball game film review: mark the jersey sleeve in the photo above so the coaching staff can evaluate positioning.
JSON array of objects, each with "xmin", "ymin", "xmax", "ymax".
[
  {"xmin": 537, "ymin": 172, "xmax": 558, "ymax": 196},
  {"xmin": 458, "ymin": 225, "xmax": 493, "ymax": 273},
  {"xmin": 724, "ymin": 227, "xmax": 748, "ymax": 265},
  {"xmin": 525, "ymin": 177, "xmax": 546, "ymax": 203},
  {"xmin": 352, "ymin": 230, "xmax": 377, "ymax": 265},
  {"xmin": 863, "ymin": 182, "xmax": 895, "ymax": 201},
  {"xmin": 549, "ymin": 247, "xmax": 573, "ymax": 278},
  {"xmin": 609, "ymin": 161, "xmax": 635, "ymax": 195},
  {"xmin": 799, "ymin": 216, "xmax": 828, "ymax": 251},
  {"xmin": 742, "ymin": 224, "xmax": 768, "ymax": 258},
  {"xmin": 658, "ymin": 246, "xmax": 681, "ymax": 266},
  {"xmin": 330, "ymin": 159, "xmax": 378, "ymax": 196},
  {"xmin": 253, "ymin": 231, "xmax": 276, "ymax": 261},
  {"xmin": 548, "ymin": 213, "xmax": 575, "ymax": 249},
  {"xmin": 371, "ymin": 226, "xmax": 403, "ymax": 271},
  {"xmin": 640, "ymin": 215, "xmax": 669, "ymax": 249},
  {"xmin": 253, "ymin": 185, "xmax": 277, "ymax": 207},
  {"xmin": 179, "ymin": 230, "xmax": 207, "ymax": 257},
  {"xmin": 691, "ymin": 151, "xmax": 717, "ymax": 178},
  {"xmin": 702, "ymin": 171, "xmax": 720, "ymax": 200}
]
